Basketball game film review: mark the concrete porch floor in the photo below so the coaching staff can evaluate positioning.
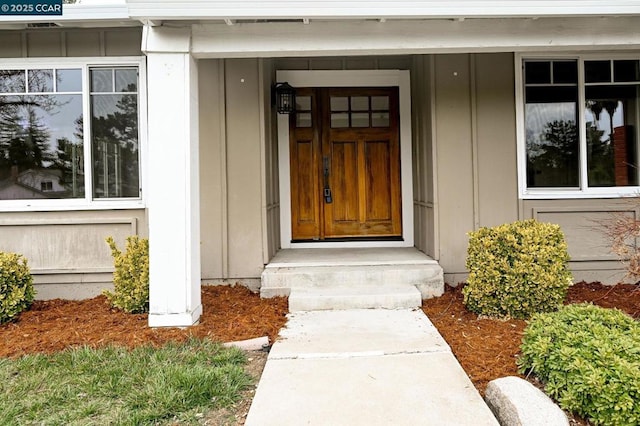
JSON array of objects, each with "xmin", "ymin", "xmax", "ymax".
[{"xmin": 260, "ymin": 248, "xmax": 444, "ymax": 311}]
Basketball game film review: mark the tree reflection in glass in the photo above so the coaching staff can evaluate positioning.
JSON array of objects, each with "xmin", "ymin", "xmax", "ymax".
[{"xmin": 0, "ymin": 69, "xmax": 84, "ymax": 200}]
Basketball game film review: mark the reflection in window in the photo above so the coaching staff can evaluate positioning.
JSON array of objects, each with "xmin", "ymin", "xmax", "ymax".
[
  {"xmin": 585, "ymin": 87, "xmax": 640, "ymax": 187},
  {"xmin": 294, "ymin": 95, "xmax": 312, "ymax": 128},
  {"xmin": 524, "ymin": 60, "xmax": 579, "ymax": 188},
  {"xmin": 330, "ymin": 94, "xmax": 390, "ymax": 128},
  {"xmin": 90, "ymin": 68, "xmax": 139, "ymax": 199},
  {"xmin": 523, "ymin": 58, "xmax": 640, "ymax": 191},
  {"xmin": 0, "ymin": 66, "xmax": 141, "ymax": 201},
  {"xmin": 28, "ymin": 69, "xmax": 53, "ymax": 93},
  {"xmin": 0, "ymin": 68, "xmax": 84, "ymax": 199},
  {"xmin": 0, "ymin": 70, "xmax": 26, "ymax": 93}
]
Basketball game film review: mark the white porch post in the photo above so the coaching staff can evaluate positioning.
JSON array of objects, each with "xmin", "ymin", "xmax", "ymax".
[{"xmin": 144, "ymin": 27, "xmax": 202, "ymax": 327}]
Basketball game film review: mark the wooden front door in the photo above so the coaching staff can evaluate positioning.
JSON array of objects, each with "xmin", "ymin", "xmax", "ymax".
[{"xmin": 290, "ymin": 87, "xmax": 402, "ymax": 241}]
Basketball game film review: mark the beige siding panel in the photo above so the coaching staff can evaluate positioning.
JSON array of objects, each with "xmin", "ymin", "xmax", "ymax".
[
  {"xmin": 534, "ymin": 210, "xmax": 630, "ymax": 262},
  {"xmin": 0, "ymin": 220, "xmax": 135, "ymax": 272},
  {"xmin": 198, "ymin": 59, "xmax": 226, "ymax": 280},
  {"xmin": 65, "ymin": 30, "xmax": 102, "ymax": 57},
  {"xmin": 0, "ymin": 210, "xmax": 146, "ymax": 272},
  {"xmin": 26, "ymin": 31, "xmax": 63, "ymax": 57},
  {"xmin": 475, "ymin": 53, "xmax": 519, "ymax": 227},
  {"xmin": 522, "ymin": 199, "xmax": 636, "ymax": 283},
  {"xmin": 434, "ymin": 54, "xmax": 475, "ymax": 273},
  {"xmin": 0, "ymin": 209, "xmax": 146, "ymax": 298},
  {"xmin": 307, "ymin": 58, "xmax": 344, "ymax": 70},
  {"xmin": 411, "ymin": 55, "xmax": 435, "ymax": 257},
  {"xmin": 273, "ymin": 58, "xmax": 310, "ymax": 70},
  {"xmin": 225, "ymin": 58, "xmax": 266, "ymax": 278},
  {"xmin": 522, "ymin": 199, "xmax": 638, "ymax": 259},
  {"xmin": 345, "ymin": 57, "xmax": 377, "ymax": 69},
  {"xmin": 378, "ymin": 56, "xmax": 412, "ymax": 70},
  {"xmin": 273, "ymin": 56, "xmax": 412, "ymax": 72},
  {"xmin": 34, "ymin": 274, "xmax": 115, "ymax": 300},
  {"xmin": 0, "ymin": 28, "xmax": 142, "ymax": 59},
  {"xmin": 0, "ymin": 32, "xmax": 24, "ymax": 57},
  {"xmin": 104, "ymin": 29, "xmax": 143, "ymax": 56},
  {"xmin": 262, "ymin": 59, "xmax": 280, "ymax": 261}
]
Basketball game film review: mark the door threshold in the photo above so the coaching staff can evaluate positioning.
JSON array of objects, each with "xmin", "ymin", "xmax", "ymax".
[{"xmin": 291, "ymin": 236, "xmax": 404, "ymax": 243}]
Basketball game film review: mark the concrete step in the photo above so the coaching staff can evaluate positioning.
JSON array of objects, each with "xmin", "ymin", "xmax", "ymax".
[
  {"xmin": 288, "ymin": 285, "xmax": 422, "ymax": 311},
  {"xmin": 261, "ymin": 263, "xmax": 444, "ymax": 299}
]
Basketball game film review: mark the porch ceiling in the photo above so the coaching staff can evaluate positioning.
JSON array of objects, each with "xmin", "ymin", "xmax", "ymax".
[{"xmin": 183, "ymin": 17, "xmax": 640, "ymax": 58}]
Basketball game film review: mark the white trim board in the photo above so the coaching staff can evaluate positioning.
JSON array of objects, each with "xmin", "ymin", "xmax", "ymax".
[
  {"xmin": 277, "ymin": 70, "xmax": 414, "ymax": 249},
  {"xmin": 127, "ymin": 1, "xmax": 640, "ymax": 20}
]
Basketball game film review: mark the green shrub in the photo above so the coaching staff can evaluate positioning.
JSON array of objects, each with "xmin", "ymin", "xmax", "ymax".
[
  {"xmin": 0, "ymin": 252, "xmax": 35, "ymax": 324},
  {"xmin": 462, "ymin": 219, "xmax": 572, "ymax": 319},
  {"xmin": 518, "ymin": 304, "xmax": 640, "ymax": 426},
  {"xmin": 103, "ymin": 236, "xmax": 149, "ymax": 313}
]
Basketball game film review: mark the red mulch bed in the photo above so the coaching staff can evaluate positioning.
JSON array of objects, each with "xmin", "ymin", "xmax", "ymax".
[
  {"xmin": 0, "ymin": 285, "xmax": 288, "ymax": 358},
  {"xmin": 1, "ymin": 281, "xmax": 638, "ymax": 424},
  {"xmin": 422, "ymin": 281, "xmax": 639, "ymax": 395},
  {"xmin": 423, "ymin": 281, "xmax": 638, "ymax": 425}
]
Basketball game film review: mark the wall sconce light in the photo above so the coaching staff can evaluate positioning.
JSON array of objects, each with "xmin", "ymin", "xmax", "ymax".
[{"xmin": 273, "ymin": 82, "xmax": 296, "ymax": 114}]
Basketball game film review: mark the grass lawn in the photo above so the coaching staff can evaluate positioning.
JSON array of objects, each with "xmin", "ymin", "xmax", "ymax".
[{"xmin": 0, "ymin": 338, "xmax": 252, "ymax": 425}]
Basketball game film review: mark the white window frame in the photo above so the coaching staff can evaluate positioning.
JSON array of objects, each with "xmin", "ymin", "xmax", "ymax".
[
  {"xmin": 0, "ymin": 56, "xmax": 147, "ymax": 211},
  {"xmin": 516, "ymin": 52, "xmax": 640, "ymax": 199}
]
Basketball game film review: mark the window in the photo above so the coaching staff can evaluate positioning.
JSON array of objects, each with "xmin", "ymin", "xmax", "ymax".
[
  {"xmin": 40, "ymin": 181, "xmax": 53, "ymax": 192},
  {"xmin": 520, "ymin": 56, "xmax": 640, "ymax": 197},
  {"xmin": 330, "ymin": 94, "xmax": 390, "ymax": 128},
  {"xmin": 0, "ymin": 59, "xmax": 144, "ymax": 208}
]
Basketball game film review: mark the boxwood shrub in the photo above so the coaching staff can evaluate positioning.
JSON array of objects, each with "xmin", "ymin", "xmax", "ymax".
[
  {"xmin": 463, "ymin": 219, "xmax": 572, "ymax": 319},
  {"xmin": 518, "ymin": 304, "xmax": 640, "ymax": 426},
  {"xmin": 0, "ymin": 252, "xmax": 35, "ymax": 324},
  {"xmin": 103, "ymin": 236, "xmax": 149, "ymax": 313}
]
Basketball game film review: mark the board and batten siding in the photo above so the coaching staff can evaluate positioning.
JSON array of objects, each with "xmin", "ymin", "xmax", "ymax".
[
  {"xmin": 430, "ymin": 52, "xmax": 629, "ymax": 284},
  {"xmin": 411, "ymin": 55, "xmax": 437, "ymax": 259},
  {"xmin": 0, "ymin": 28, "xmax": 145, "ymax": 299},
  {"xmin": 0, "ymin": 28, "xmax": 142, "ymax": 58},
  {"xmin": 198, "ymin": 58, "xmax": 270, "ymax": 287}
]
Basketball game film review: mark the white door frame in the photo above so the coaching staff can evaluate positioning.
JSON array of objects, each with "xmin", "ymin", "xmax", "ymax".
[{"xmin": 277, "ymin": 70, "xmax": 414, "ymax": 248}]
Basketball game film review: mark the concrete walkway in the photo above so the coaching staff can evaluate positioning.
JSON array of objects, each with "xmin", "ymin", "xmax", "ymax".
[{"xmin": 245, "ymin": 309, "xmax": 499, "ymax": 425}]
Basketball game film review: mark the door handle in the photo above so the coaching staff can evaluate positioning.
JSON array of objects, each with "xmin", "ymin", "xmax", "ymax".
[{"xmin": 323, "ymin": 156, "xmax": 332, "ymax": 203}]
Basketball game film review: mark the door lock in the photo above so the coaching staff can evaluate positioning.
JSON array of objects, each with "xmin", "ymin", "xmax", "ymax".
[
  {"xmin": 323, "ymin": 156, "xmax": 332, "ymax": 203},
  {"xmin": 324, "ymin": 188, "xmax": 332, "ymax": 203}
]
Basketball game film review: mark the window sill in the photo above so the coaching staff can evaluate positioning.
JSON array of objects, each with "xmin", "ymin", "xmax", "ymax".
[
  {"xmin": 521, "ymin": 189, "xmax": 640, "ymax": 200},
  {"xmin": 0, "ymin": 200, "xmax": 146, "ymax": 212}
]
